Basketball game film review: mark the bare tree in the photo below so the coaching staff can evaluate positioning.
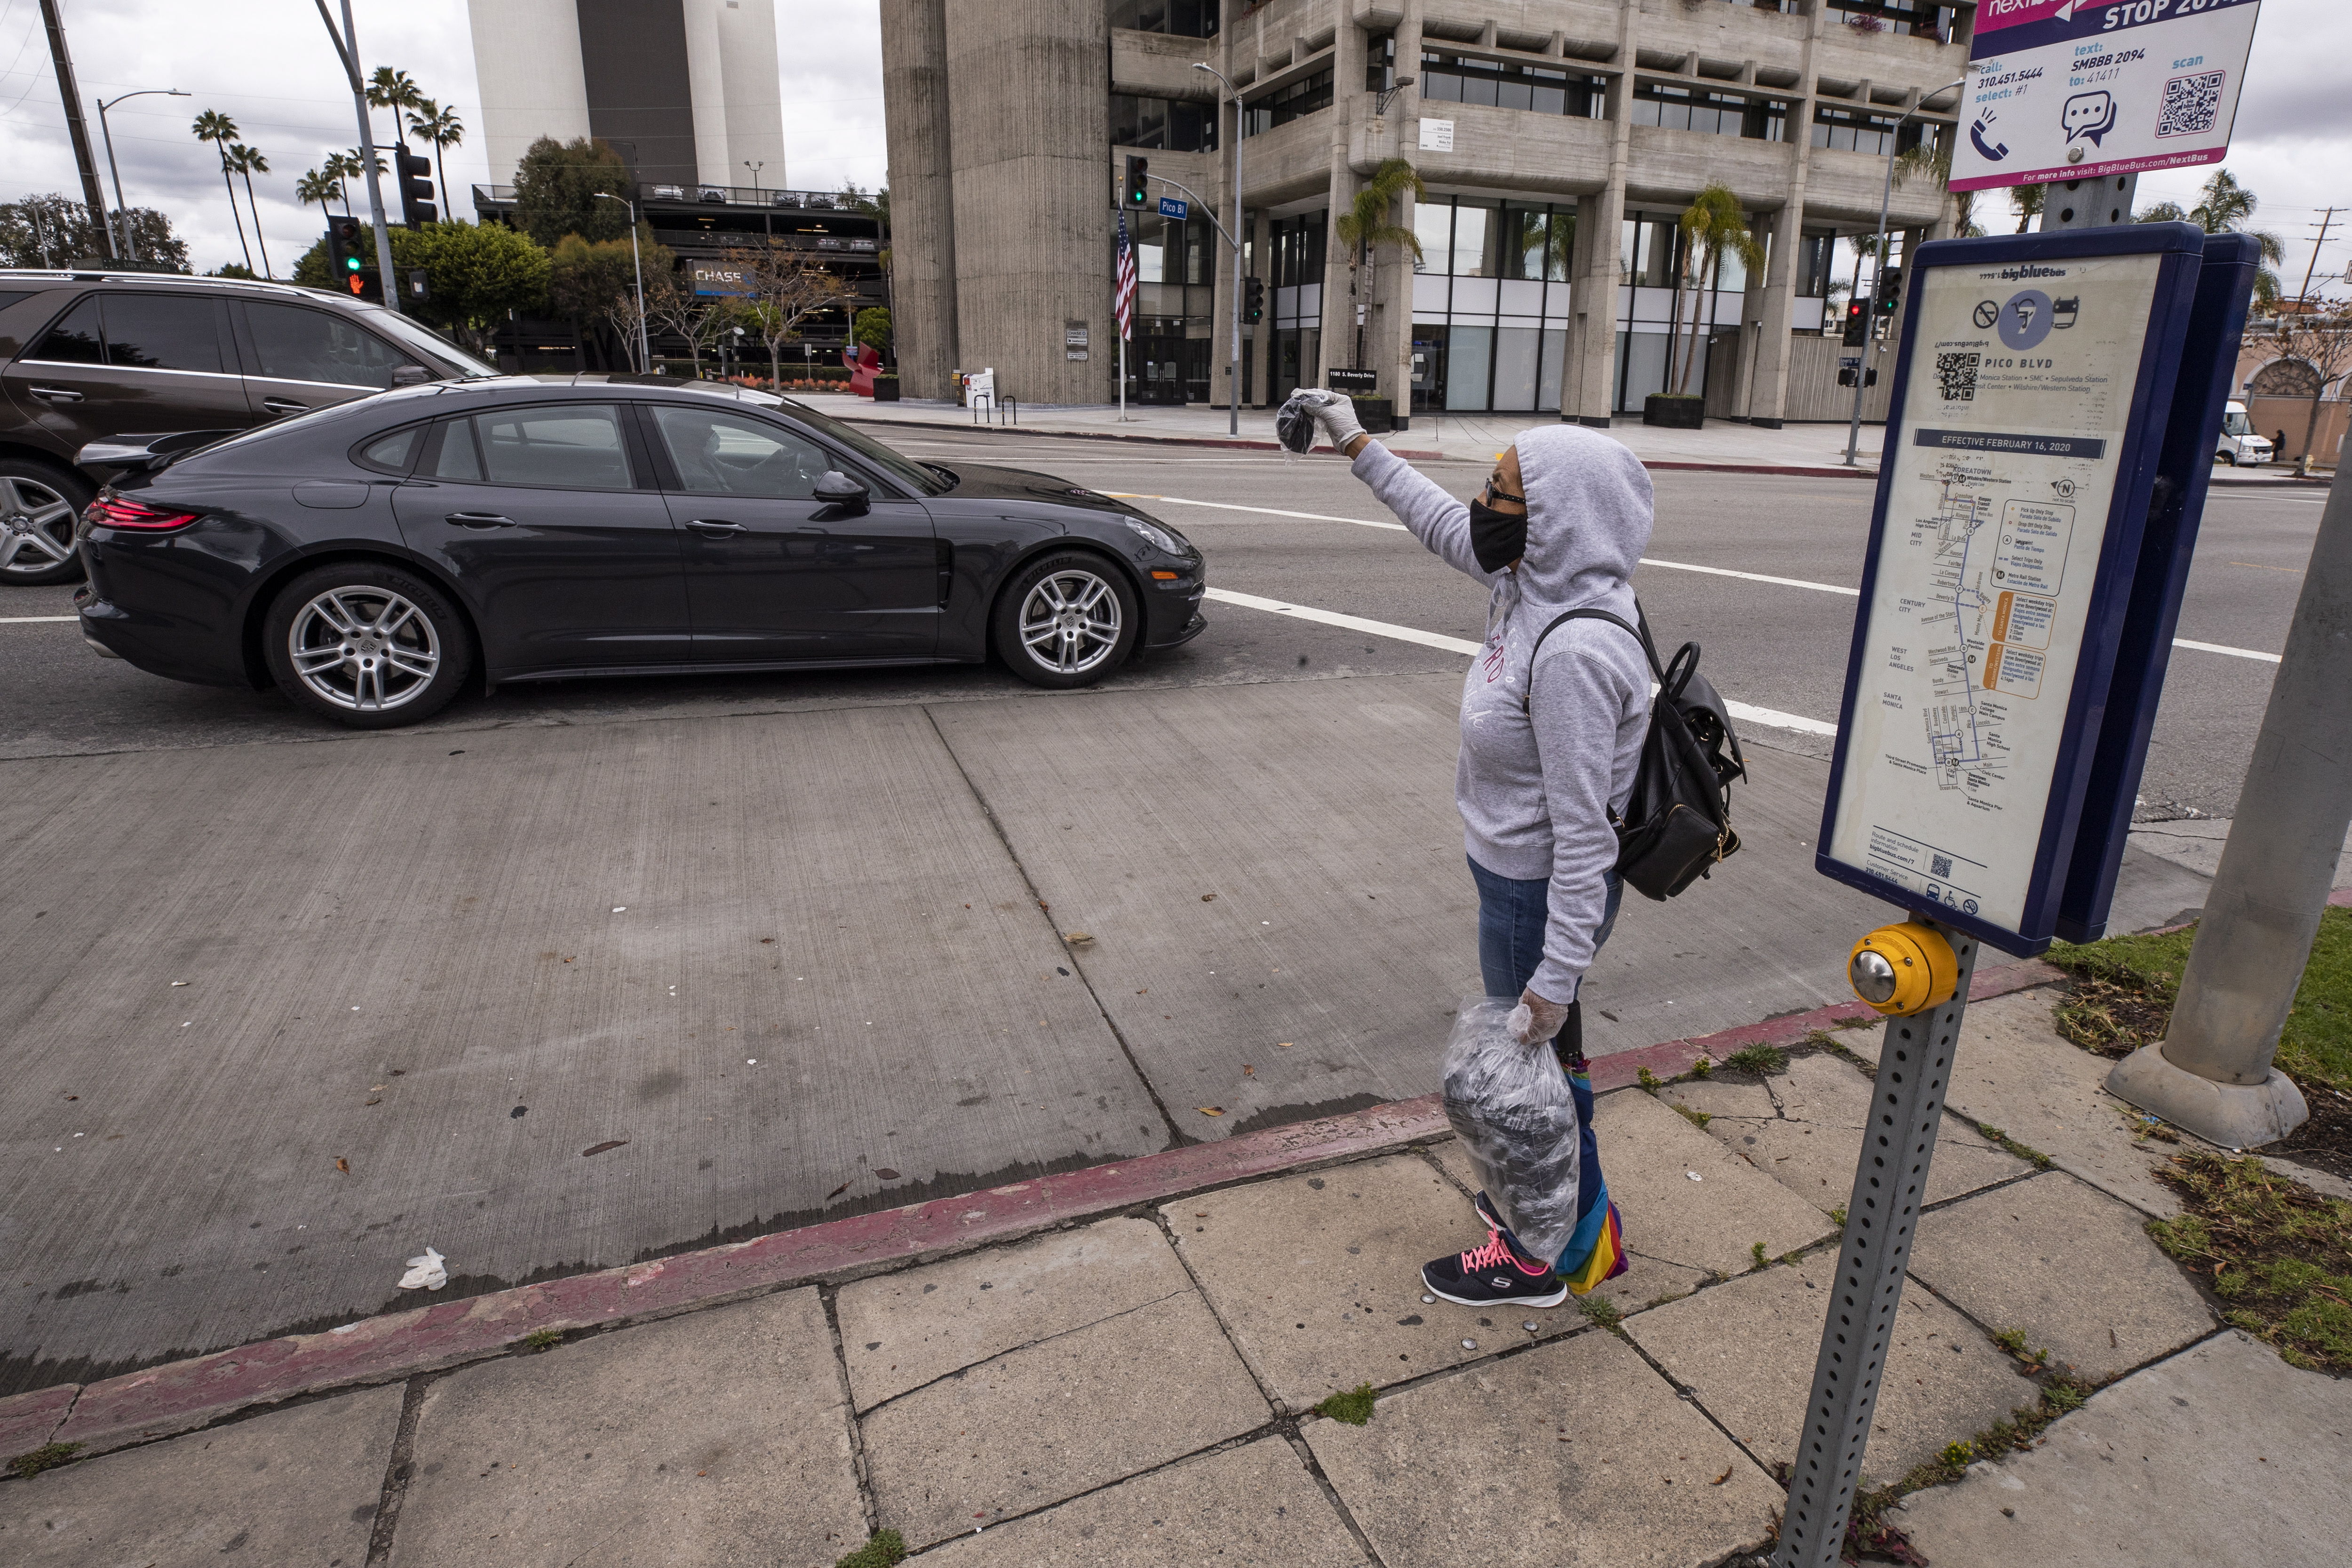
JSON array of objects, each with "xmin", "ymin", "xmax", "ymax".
[
  {"xmin": 2265, "ymin": 307, "xmax": 2352, "ymax": 478},
  {"xmin": 640, "ymin": 266, "xmax": 706, "ymax": 376},
  {"xmin": 716, "ymin": 243, "xmax": 854, "ymax": 389}
]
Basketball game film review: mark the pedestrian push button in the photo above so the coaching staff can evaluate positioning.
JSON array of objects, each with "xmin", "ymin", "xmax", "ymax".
[{"xmin": 1847, "ymin": 922, "xmax": 1959, "ymax": 1017}]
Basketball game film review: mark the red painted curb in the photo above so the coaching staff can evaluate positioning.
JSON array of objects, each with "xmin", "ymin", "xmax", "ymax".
[{"xmin": 7, "ymin": 965, "xmax": 2074, "ymax": 1462}]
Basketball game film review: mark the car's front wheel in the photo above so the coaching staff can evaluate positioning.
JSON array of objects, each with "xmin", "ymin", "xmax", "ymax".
[
  {"xmin": 2218, "ymin": 449, "xmax": 2238, "ymax": 466},
  {"xmin": 993, "ymin": 550, "xmax": 1138, "ymax": 690},
  {"xmin": 0, "ymin": 461, "xmax": 94, "ymax": 586},
  {"xmin": 263, "ymin": 563, "xmax": 475, "ymax": 728}
]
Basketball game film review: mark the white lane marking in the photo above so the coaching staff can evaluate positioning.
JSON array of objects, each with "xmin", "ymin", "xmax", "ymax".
[
  {"xmin": 1110, "ymin": 492, "xmax": 1406, "ymax": 530},
  {"xmin": 1, "ymin": 615, "xmax": 78, "ymax": 623},
  {"xmin": 1200, "ymin": 587, "xmax": 1841, "ymax": 737},
  {"xmin": 1642, "ymin": 556, "xmax": 1860, "ymax": 596},
  {"xmin": 2172, "ymin": 637, "xmax": 2281, "ymax": 664}
]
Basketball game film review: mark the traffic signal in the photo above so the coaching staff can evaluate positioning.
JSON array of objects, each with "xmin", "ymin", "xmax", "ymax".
[
  {"xmin": 1124, "ymin": 155, "xmax": 1149, "ymax": 209},
  {"xmin": 397, "ymin": 149, "xmax": 437, "ymax": 226},
  {"xmin": 1841, "ymin": 299, "xmax": 1867, "ymax": 347},
  {"xmin": 1875, "ymin": 266, "xmax": 1903, "ymax": 317},
  {"xmin": 325, "ymin": 216, "xmax": 376, "ymax": 300},
  {"xmin": 1242, "ymin": 276, "xmax": 1264, "ymax": 325}
]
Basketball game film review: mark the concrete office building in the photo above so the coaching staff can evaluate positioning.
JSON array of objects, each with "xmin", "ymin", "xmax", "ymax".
[
  {"xmin": 882, "ymin": 1, "xmax": 1975, "ymax": 423},
  {"xmin": 469, "ymin": 0, "xmax": 787, "ymax": 192}
]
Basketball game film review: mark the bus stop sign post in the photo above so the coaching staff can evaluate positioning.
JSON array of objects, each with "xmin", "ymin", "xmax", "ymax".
[{"xmin": 1777, "ymin": 216, "xmax": 2239, "ymax": 1567}]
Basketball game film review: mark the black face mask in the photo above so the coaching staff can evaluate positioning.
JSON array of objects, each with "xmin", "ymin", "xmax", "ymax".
[{"xmin": 1469, "ymin": 496, "xmax": 1528, "ymax": 574}]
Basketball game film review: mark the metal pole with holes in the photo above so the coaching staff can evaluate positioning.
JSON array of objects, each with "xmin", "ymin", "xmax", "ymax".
[{"xmin": 1774, "ymin": 918, "xmax": 1978, "ymax": 1568}]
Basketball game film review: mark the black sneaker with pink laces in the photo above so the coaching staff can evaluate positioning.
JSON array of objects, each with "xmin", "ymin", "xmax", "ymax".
[{"xmin": 1420, "ymin": 1224, "xmax": 1567, "ymax": 1308}]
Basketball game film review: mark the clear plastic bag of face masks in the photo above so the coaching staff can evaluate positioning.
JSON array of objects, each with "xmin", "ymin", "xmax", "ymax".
[
  {"xmin": 1440, "ymin": 995, "xmax": 1581, "ymax": 1265},
  {"xmin": 1273, "ymin": 391, "xmax": 1320, "ymax": 455}
]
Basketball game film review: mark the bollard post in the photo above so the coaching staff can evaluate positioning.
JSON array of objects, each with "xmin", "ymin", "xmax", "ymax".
[
  {"xmin": 1774, "ymin": 917, "xmax": 1977, "ymax": 1568},
  {"xmin": 2106, "ymin": 468, "xmax": 2352, "ymax": 1146}
]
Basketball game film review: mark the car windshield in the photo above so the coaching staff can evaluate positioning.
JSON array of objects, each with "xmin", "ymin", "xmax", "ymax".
[
  {"xmin": 2222, "ymin": 411, "xmax": 2252, "ymax": 436},
  {"xmin": 773, "ymin": 397, "xmax": 949, "ymax": 495},
  {"xmin": 361, "ymin": 309, "xmax": 500, "ymax": 378}
]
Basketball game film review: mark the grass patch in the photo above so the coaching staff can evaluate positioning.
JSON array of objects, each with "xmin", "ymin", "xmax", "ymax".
[
  {"xmin": 1894, "ymin": 1370, "xmax": 2098, "ymax": 1493},
  {"xmin": 835, "ymin": 1528, "xmax": 907, "ymax": 1568},
  {"xmin": 6, "ymin": 1441, "xmax": 83, "ymax": 1480},
  {"xmin": 1724, "ymin": 1043, "xmax": 1790, "ymax": 1075},
  {"xmin": 522, "ymin": 1328, "xmax": 563, "ymax": 1352},
  {"xmin": 1829, "ymin": 1205, "xmax": 1847, "ymax": 1228},
  {"xmin": 2148, "ymin": 1152, "xmax": 2352, "ymax": 1373},
  {"xmin": 1315, "ymin": 1382, "xmax": 1376, "ymax": 1425},
  {"xmin": 1637, "ymin": 1066, "xmax": 1661, "ymax": 1095},
  {"xmin": 1577, "ymin": 1293, "xmax": 1625, "ymax": 1328},
  {"xmin": 1751, "ymin": 1241, "xmax": 1768, "ymax": 1268},
  {"xmin": 1976, "ymin": 1121, "xmax": 2054, "ymax": 1170},
  {"xmin": 1672, "ymin": 1102, "xmax": 1713, "ymax": 1130},
  {"xmin": 1690, "ymin": 1056, "xmax": 1713, "ymax": 1079}
]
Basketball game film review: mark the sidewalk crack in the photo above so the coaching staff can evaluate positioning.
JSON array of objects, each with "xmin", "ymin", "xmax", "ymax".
[{"xmin": 854, "ymin": 1286, "xmax": 1193, "ymax": 1418}]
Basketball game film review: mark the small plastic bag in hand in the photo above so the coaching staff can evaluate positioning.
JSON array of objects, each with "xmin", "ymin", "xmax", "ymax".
[
  {"xmin": 1274, "ymin": 391, "xmax": 1321, "ymax": 454},
  {"xmin": 1440, "ymin": 996, "xmax": 1581, "ymax": 1266}
]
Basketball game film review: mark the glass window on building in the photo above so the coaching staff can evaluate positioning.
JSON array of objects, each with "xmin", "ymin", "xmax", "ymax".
[
  {"xmin": 1823, "ymin": 1, "xmax": 1960, "ymax": 41},
  {"xmin": 1111, "ymin": 93, "xmax": 1218, "ymax": 152},
  {"xmin": 1407, "ymin": 195, "xmax": 1577, "ymax": 413},
  {"xmin": 1419, "ymin": 50, "xmax": 1603, "ymax": 118},
  {"xmin": 1448, "ymin": 200, "xmax": 1494, "ymax": 278},
  {"xmin": 1628, "ymin": 82, "xmax": 1785, "ymax": 141},
  {"xmin": 1108, "ymin": 0, "xmax": 1220, "ymax": 37},
  {"xmin": 1810, "ymin": 105, "xmax": 1928, "ymax": 158},
  {"xmin": 1621, "ymin": 215, "xmax": 1681, "ymax": 289},
  {"xmin": 1243, "ymin": 66, "xmax": 1334, "ymax": 136},
  {"xmin": 1497, "ymin": 207, "xmax": 1572, "ymax": 283},
  {"xmin": 1798, "ymin": 230, "xmax": 1836, "ymax": 300},
  {"xmin": 1412, "ymin": 202, "xmax": 1453, "ymax": 272},
  {"xmin": 1367, "ymin": 33, "xmax": 1396, "ymax": 94}
]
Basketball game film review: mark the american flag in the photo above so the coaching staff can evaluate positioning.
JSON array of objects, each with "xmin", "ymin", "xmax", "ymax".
[{"xmin": 1113, "ymin": 213, "xmax": 1137, "ymax": 341}]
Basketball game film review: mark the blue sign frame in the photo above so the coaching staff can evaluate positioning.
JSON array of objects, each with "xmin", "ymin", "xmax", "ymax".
[
  {"xmin": 2053, "ymin": 232, "xmax": 2262, "ymax": 942},
  {"xmin": 1815, "ymin": 223, "xmax": 2208, "ymax": 957}
]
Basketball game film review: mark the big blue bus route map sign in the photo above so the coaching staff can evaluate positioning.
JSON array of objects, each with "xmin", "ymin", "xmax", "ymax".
[
  {"xmin": 1818, "ymin": 228, "xmax": 2204, "ymax": 955},
  {"xmin": 1952, "ymin": 0, "xmax": 2263, "ymax": 195}
]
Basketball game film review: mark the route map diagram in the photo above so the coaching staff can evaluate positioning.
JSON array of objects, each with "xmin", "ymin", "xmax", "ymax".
[{"xmin": 1916, "ymin": 478, "xmax": 2009, "ymax": 794}]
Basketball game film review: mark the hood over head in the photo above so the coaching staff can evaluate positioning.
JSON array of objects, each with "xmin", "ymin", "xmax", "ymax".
[{"xmin": 1510, "ymin": 425, "xmax": 1653, "ymax": 612}]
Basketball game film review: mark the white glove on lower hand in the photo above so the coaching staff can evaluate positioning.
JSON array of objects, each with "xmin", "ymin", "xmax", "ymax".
[
  {"xmin": 1507, "ymin": 987, "xmax": 1573, "ymax": 1047},
  {"xmin": 1285, "ymin": 388, "xmax": 1367, "ymax": 453}
]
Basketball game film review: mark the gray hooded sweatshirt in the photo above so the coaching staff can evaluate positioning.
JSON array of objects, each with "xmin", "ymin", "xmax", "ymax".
[{"xmin": 1350, "ymin": 424, "xmax": 1655, "ymax": 1002}]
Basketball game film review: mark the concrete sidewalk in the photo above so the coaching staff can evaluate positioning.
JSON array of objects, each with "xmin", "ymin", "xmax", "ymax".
[{"xmin": 6, "ymin": 982, "xmax": 2344, "ymax": 1567}]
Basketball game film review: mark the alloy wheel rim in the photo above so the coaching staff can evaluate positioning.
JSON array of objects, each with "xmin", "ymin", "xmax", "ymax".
[
  {"xmin": 0, "ymin": 476, "xmax": 81, "ymax": 575},
  {"xmin": 287, "ymin": 587, "xmax": 442, "ymax": 711},
  {"xmin": 1017, "ymin": 570, "xmax": 1121, "ymax": 675}
]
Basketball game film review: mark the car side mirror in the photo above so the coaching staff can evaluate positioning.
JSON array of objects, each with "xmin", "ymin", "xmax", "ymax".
[
  {"xmin": 389, "ymin": 366, "xmax": 430, "ymax": 387},
  {"xmin": 813, "ymin": 470, "xmax": 869, "ymax": 510}
]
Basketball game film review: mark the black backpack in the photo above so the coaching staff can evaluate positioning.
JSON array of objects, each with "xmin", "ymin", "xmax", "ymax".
[{"xmin": 1528, "ymin": 604, "xmax": 1746, "ymax": 901}]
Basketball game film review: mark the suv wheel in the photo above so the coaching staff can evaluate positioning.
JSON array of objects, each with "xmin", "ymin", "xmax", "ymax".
[
  {"xmin": 0, "ymin": 462, "xmax": 94, "ymax": 585},
  {"xmin": 993, "ymin": 551, "xmax": 1139, "ymax": 690},
  {"xmin": 263, "ymin": 563, "xmax": 476, "ymax": 728}
]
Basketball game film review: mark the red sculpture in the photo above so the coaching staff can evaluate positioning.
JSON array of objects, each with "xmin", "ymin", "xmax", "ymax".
[{"xmin": 842, "ymin": 342, "xmax": 883, "ymax": 397}]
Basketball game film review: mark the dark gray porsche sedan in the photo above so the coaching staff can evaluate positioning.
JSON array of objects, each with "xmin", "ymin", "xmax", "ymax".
[{"xmin": 72, "ymin": 377, "xmax": 1206, "ymax": 726}]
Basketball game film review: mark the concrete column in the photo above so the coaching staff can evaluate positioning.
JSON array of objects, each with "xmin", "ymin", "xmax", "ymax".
[
  {"xmin": 1743, "ymin": 202, "xmax": 1804, "ymax": 428},
  {"xmin": 2107, "ymin": 474, "xmax": 2352, "ymax": 1147},
  {"xmin": 1556, "ymin": 3, "xmax": 1638, "ymax": 426},
  {"xmin": 879, "ymin": 0, "xmax": 957, "ymax": 400},
  {"xmin": 941, "ymin": 0, "xmax": 1112, "ymax": 406},
  {"xmin": 1319, "ymin": 19, "xmax": 1366, "ymax": 382},
  {"xmin": 1386, "ymin": 2, "xmax": 1424, "ymax": 417}
]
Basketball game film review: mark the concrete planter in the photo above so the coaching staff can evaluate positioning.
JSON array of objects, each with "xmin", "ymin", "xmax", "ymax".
[
  {"xmin": 872, "ymin": 377, "xmax": 901, "ymax": 402},
  {"xmin": 1644, "ymin": 394, "xmax": 1704, "ymax": 429},
  {"xmin": 1350, "ymin": 395, "xmax": 1394, "ymax": 434}
]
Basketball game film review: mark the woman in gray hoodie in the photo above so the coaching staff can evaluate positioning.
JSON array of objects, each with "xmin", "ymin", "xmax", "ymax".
[{"xmin": 1288, "ymin": 391, "xmax": 1654, "ymax": 1308}]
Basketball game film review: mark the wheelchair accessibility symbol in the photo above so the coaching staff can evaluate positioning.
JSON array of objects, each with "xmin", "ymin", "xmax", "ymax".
[{"xmin": 1973, "ymin": 299, "xmax": 2000, "ymax": 330}]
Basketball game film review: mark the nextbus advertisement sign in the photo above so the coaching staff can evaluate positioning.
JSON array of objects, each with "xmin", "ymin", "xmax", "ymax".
[{"xmin": 1950, "ymin": 0, "xmax": 2262, "ymax": 194}]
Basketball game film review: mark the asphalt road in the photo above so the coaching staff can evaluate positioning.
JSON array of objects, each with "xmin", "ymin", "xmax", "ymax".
[{"xmin": 0, "ymin": 424, "xmax": 2321, "ymax": 1392}]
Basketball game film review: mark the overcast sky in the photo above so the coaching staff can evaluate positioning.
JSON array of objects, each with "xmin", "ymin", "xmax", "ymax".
[{"xmin": 0, "ymin": 0, "xmax": 2339, "ymax": 289}]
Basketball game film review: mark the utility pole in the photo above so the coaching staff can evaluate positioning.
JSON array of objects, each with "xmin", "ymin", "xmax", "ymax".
[
  {"xmin": 37, "ymin": 0, "xmax": 111, "ymax": 257},
  {"xmin": 2297, "ymin": 207, "xmax": 2342, "ymax": 305},
  {"xmin": 315, "ymin": 0, "xmax": 402, "ymax": 314},
  {"xmin": 2108, "ymin": 467, "xmax": 2352, "ymax": 1146}
]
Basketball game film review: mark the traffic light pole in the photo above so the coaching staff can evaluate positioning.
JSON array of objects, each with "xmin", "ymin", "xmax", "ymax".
[{"xmin": 317, "ymin": 0, "xmax": 401, "ymax": 314}]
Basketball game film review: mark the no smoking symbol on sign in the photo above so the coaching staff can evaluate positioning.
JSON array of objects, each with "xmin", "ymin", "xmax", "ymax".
[{"xmin": 1973, "ymin": 300, "xmax": 2001, "ymax": 329}]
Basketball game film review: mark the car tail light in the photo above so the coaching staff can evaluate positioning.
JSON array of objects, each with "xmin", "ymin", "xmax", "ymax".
[{"xmin": 86, "ymin": 495, "xmax": 200, "ymax": 531}]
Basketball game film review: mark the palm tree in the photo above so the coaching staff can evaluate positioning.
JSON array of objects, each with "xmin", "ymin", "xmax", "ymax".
[
  {"xmin": 191, "ymin": 109, "xmax": 254, "ymax": 273},
  {"xmin": 227, "ymin": 144, "xmax": 273, "ymax": 278},
  {"xmin": 322, "ymin": 152, "xmax": 362, "ymax": 218},
  {"xmin": 407, "ymin": 101, "xmax": 466, "ymax": 216},
  {"xmin": 1892, "ymin": 132, "xmax": 1983, "ymax": 239},
  {"xmin": 1333, "ymin": 158, "xmax": 1426, "ymax": 370},
  {"xmin": 2142, "ymin": 169, "xmax": 2287, "ymax": 311},
  {"xmin": 296, "ymin": 167, "xmax": 344, "ymax": 221},
  {"xmin": 2010, "ymin": 183, "xmax": 2045, "ymax": 233},
  {"xmin": 367, "ymin": 67, "xmax": 424, "ymax": 159},
  {"xmin": 1669, "ymin": 183, "xmax": 1764, "ymax": 398}
]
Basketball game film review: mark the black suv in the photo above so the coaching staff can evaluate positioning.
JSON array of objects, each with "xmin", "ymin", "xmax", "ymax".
[{"xmin": 0, "ymin": 271, "xmax": 493, "ymax": 584}]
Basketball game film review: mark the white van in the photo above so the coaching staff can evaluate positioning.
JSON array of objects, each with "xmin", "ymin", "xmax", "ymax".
[{"xmin": 2217, "ymin": 401, "xmax": 2273, "ymax": 465}]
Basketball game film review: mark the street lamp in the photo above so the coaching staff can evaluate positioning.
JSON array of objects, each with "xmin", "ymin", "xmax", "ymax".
[
  {"xmin": 743, "ymin": 159, "xmax": 763, "ymax": 201},
  {"xmin": 1844, "ymin": 75, "xmax": 1969, "ymax": 467},
  {"xmin": 1193, "ymin": 61, "xmax": 1245, "ymax": 437},
  {"xmin": 594, "ymin": 191, "xmax": 651, "ymax": 373},
  {"xmin": 94, "ymin": 87, "xmax": 188, "ymax": 260}
]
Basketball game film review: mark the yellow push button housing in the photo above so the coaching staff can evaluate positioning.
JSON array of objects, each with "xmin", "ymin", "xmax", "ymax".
[{"xmin": 1847, "ymin": 923, "xmax": 1960, "ymax": 1017}]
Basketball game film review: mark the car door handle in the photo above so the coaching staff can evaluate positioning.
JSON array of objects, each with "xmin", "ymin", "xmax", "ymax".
[
  {"xmin": 261, "ymin": 397, "xmax": 309, "ymax": 415},
  {"xmin": 28, "ymin": 386, "xmax": 83, "ymax": 403},
  {"xmin": 686, "ymin": 518, "xmax": 745, "ymax": 536},
  {"xmin": 446, "ymin": 511, "xmax": 515, "ymax": 529}
]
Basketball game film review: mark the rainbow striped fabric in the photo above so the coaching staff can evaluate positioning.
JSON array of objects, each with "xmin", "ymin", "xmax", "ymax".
[{"xmin": 1552, "ymin": 1059, "xmax": 1629, "ymax": 1294}]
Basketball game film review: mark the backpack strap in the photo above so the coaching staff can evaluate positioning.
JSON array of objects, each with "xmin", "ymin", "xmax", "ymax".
[{"xmin": 1525, "ymin": 603, "xmax": 1661, "ymax": 712}]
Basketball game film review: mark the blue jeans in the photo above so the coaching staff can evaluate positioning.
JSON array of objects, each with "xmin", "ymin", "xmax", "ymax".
[{"xmin": 1470, "ymin": 856, "xmax": 1622, "ymax": 1019}]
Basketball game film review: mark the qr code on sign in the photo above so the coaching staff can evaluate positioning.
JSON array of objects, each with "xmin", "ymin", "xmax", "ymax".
[
  {"xmin": 2157, "ymin": 71, "xmax": 2225, "ymax": 138},
  {"xmin": 1935, "ymin": 351, "xmax": 1979, "ymax": 402},
  {"xmin": 1931, "ymin": 853, "xmax": 1954, "ymax": 880}
]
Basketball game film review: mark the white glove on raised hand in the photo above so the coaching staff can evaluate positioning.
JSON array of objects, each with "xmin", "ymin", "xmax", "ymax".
[{"xmin": 1276, "ymin": 388, "xmax": 1367, "ymax": 454}]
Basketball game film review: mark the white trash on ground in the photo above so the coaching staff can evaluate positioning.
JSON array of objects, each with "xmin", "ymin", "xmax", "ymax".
[
  {"xmin": 1440, "ymin": 995, "xmax": 1581, "ymax": 1263},
  {"xmin": 398, "ymin": 1247, "xmax": 449, "ymax": 1290}
]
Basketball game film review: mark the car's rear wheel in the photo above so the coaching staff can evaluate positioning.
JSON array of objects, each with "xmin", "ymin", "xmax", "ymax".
[
  {"xmin": 993, "ymin": 550, "xmax": 1138, "ymax": 690},
  {"xmin": 0, "ymin": 462, "xmax": 94, "ymax": 586},
  {"xmin": 263, "ymin": 563, "xmax": 475, "ymax": 728}
]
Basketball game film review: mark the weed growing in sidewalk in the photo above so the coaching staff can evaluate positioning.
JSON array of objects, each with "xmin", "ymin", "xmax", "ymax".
[
  {"xmin": 2147, "ymin": 1152, "xmax": 2352, "ymax": 1373},
  {"xmin": 1672, "ymin": 1102, "xmax": 1713, "ymax": 1130},
  {"xmin": 1764, "ymin": 1472, "xmax": 1926, "ymax": 1566},
  {"xmin": 1724, "ymin": 1043, "xmax": 1789, "ymax": 1075},
  {"xmin": 7, "ymin": 1441, "xmax": 82, "ymax": 1479},
  {"xmin": 835, "ymin": 1528, "xmax": 906, "ymax": 1568},
  {"xmin": 1690, "ymin": 1056, "xmax": 1713, "ymax": 1079},
  {"xmin": 1315, "ymin": 1382, "xmax": 1376, "ymax": 1425},
  {"xmin": 1975, "ymin": 1121, "xmax": 2053, "ymax": 1170},
  {"xmin": 522, "ymin": 1328, "xmax": 563, "ymax": 1352},
  {"xmin": 1829, "ymin": 1206, "xmax": 1847, "ymax": 1228},
  {"xmin": 1750, "ymin": 1241, "xmax": 1768, "ymax": 1268},
  {"xmin": 1637, "ymin": 1066, "xmax": 1662, "ymax": 1095},
  {"xmin": 1576, "ymin": 1293, "xmax": 1624, "ymax": 1329}
]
